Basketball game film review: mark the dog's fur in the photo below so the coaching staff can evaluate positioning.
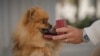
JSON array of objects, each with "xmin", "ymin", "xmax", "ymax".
[{"xmin": 13, "ymin": 7, "xmax": 61, "ymax": 56}]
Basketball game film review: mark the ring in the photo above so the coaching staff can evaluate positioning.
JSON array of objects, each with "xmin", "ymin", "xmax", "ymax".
[{"xmin": 63, "ymin": 39, "xmax": 69, "ymax": 43}]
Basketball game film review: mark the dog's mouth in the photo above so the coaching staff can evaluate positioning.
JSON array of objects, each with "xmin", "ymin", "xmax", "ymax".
[
  {"xmin": 41, "ymin": 27, "xmax": 57, "ymax": 39},
  {"xmin": 41, "ymin": 28, "xmax": 57, "ymax": 35}
]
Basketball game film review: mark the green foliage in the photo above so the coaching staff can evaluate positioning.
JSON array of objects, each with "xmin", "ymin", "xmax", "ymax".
[{"xmin": 66, "ymin": 17, "xmax": 95, "ymax": 29}]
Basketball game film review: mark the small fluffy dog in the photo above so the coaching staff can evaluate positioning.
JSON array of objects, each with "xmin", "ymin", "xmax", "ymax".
[{"xmin": 13, "ymin": 7, "xmax": 61, "ymax": 56}]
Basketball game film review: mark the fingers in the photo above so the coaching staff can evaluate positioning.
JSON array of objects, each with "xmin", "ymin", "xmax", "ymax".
[
  {"xmin": 53, "ymin": 33, "xmax": 72, "ymax": 40},
  {"xmin": 56, "ymin": 27, "xmax": 70, "ymax": 33},
  {"xmin": 61, "ymin": 38, "xmax": 82, "ymax": 44},
  {"xmin": 53, "ymin": 35, "xmax": 75, "ymax": 43},
  {"xmin": 53, "ymin": 34, "xmax": 66, "ymax": 40},
  {"xmin": 52, "ymin": 25, "xmax": 83, "ymax": 44},
  {"xmin": 62, "ymin": 38, "xmax": 74, "ymax": 43}
]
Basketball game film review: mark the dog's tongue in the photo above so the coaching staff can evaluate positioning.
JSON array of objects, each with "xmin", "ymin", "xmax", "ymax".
[
  {"xmin": 43, "ymin": 28, "xmax": 57, "ymax": 39},
  {"xmin": 43, "ymin": 35, "xmax": 54, "ymax": 39}
]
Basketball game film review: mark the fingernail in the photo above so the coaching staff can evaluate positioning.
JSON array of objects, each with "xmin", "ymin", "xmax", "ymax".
[
  {"xmin": 56, "ymin": 29, "xmax": 60, "ymax": 32},
  {"xmin": 52, "ymin": 37, "xmax": 56, "ymax": 40},
  {"xmin": 56, "ymin": 29, "xmax": 58, "ymax": 31}
]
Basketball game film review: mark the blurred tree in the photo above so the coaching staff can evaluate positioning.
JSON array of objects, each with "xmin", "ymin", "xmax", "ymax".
[{"xmin": 66, "ymin": 17, "xmax": 96, "ymax": 29}]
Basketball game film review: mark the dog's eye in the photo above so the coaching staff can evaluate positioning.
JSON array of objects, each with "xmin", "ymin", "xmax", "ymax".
[{"xmin": 42, "ymin": 20, "xmax": 47, "ymax": 24}]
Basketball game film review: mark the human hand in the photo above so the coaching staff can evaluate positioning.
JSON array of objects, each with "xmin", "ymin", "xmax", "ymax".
[{"xmin": 52, "ymin": 25, "xmax": 83, "ymax": 44}]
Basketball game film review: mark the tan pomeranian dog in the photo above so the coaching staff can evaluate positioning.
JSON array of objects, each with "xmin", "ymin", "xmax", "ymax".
[{"xmin": 12, "ymin": 7, "xmax": 61, "ymax": 56}]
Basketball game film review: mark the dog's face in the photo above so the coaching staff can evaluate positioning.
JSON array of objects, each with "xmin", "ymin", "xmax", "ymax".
[{"xmin": 25, "ymin": 7, "xmax": 52, "ymax": 33}]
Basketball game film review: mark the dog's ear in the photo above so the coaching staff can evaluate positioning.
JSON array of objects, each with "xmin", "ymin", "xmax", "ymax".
[
  {"xmin": 29, "ymin": 9, "xmax": 35, "ymax": 19},
  {"xmin": 23, "ymin": 7, "xmax": 37, "ymax": 25},
  {"xmin": 26, "ymin": 8, "xmax": 35, "ymax": 19}
]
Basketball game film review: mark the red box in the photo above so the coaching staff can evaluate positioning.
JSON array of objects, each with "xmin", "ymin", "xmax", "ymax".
[
  {"xmin": 56, "ymin": 19, "xmax": 67, "ymax": 35},
  {"xmin": 56, "ymin": 19, "xmax": 66, "ymax": 28}
]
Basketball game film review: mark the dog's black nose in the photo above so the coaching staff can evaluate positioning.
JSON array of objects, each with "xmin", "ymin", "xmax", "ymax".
[{"xmin": 49, "ymin": 24, "xmax": 52, "ymax": 29}]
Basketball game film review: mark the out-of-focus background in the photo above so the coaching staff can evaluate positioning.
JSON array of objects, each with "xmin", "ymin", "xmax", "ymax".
[{"xmin": 0, "ymin": 0, "xmax": 100, "ymax": 56}]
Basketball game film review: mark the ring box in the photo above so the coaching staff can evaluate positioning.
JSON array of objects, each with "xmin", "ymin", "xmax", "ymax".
[
  {"xmin": 56, "ymin": 19, "xmax": 67, "ymax": 35},
  {"xmin": 56, "ymin": 19, "xmax": 66, "ymax": 28}
]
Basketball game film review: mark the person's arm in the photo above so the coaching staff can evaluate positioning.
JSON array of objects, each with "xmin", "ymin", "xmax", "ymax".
[{"xmin": 84, "ymin": 20, "xmax": 100, "ymax": 44}]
